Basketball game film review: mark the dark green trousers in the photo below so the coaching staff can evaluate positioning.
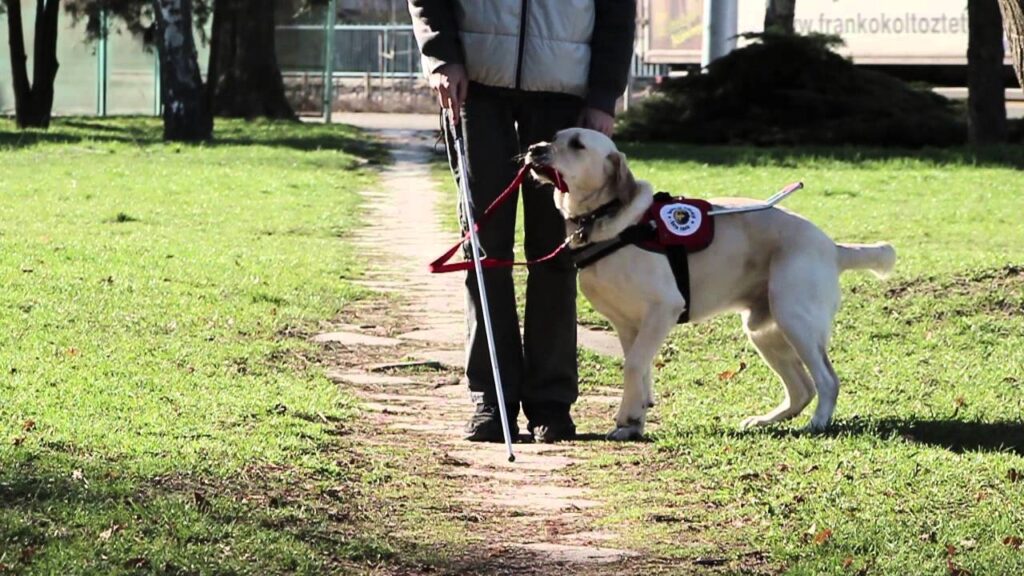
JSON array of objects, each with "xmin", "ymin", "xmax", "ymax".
[{"xmin": 443, "ymin": 84, "xmax": 582, "ymax": 421}]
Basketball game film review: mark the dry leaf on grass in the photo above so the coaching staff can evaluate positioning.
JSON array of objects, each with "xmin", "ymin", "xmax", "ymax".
[
  {"xmin": 718, "ymin": 362, "xmax": 748, "ymax": 381},
  {"xmin": 99, "ymin": 524, "xmax": 122, "ymax": 541}
]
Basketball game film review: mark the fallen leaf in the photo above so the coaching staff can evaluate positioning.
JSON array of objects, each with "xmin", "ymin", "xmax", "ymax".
[
  {"xmin": 813, "ymin": 528, "xmax": 833, "ymax": 545},
  {"xmin": 22, "ymin": 420, "xmax": 35, "ymax": 432},
  {"xmin": 947, "ymin": 560, "xmax": 972, "ymax": 576},
  {"xmin": 842, "ymin": 556, "xmax": 854, "ymax": 569},
  {"xmin": 11, "ymin": 436, "xmax": 25, "ymax": 447},
  {"xmin": 124, "ymin": 557, "xmax": 150, "ymax": 569},
  {"xmin": 1003, "ymin": 536, "xmax": 1023, "ymax": 549},
  {"xmin": 99, "ymin": 524, "xmax": 121, "ymax": 541},
  {"xmin": 193, "ymin": 491, "xmax": 211, "ymax": 513},
  {"xmin": 717, "ymin": 362, "xmax": 748, "ymax": 381},
  {"xmin": 20, "ymin": 547, "xmax": 36, "ymax": 562}
]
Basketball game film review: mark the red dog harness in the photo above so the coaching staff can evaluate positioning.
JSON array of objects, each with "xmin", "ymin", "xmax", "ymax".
[
  {"xmin": 571, "ymin": 193, "xmax": 716, "ymax": 323},
  {"xmin": 428, "ymin": 164, "xmax": 719, "ymax": 323}
]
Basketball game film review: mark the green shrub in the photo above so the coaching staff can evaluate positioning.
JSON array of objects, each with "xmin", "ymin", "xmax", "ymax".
[{"xmin": 618, "ymin": 33, "xmax": 970, "ymax": 147}]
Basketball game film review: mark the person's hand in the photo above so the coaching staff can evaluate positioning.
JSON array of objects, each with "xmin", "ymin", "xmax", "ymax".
[
  {"xmin": 579, "ymin": 107, "xmax": 615, "ymax": 137},
  {"xmin": 429, "ymin": 63, "xmax": 469, "ymax": 123}
]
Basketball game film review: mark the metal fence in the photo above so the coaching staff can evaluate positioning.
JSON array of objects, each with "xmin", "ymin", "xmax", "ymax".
[{"xmin": 1, "ymin": 13, "xmax": 663, "ymax": 118}]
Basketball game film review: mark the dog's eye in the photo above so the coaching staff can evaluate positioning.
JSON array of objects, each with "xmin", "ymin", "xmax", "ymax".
[{"xmin": 569, "ymin": 137, "xmax": 585, "ymax": 151}]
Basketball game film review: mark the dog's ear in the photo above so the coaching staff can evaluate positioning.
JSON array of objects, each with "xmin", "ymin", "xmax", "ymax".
[{"xmin": 608, "ymin": 151, "xmax": 637, "ymax": 205}]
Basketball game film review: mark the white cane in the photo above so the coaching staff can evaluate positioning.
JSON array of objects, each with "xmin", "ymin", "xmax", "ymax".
[{"xmin": 444, "ymin": 109, "xmax": 516, "ymax": 463}]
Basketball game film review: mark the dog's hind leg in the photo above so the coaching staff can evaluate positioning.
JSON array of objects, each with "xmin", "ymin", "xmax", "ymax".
[
  {"xmin": 608, "ymin": 304, "xmax": 682, "ymax": 441},
  {"xmin": 768, "ymin": 258, "xmax": 841, "ymax": 432},
  {"xmin": 739, "ymin": 310, "xmax": 815, "ymax": 429}
]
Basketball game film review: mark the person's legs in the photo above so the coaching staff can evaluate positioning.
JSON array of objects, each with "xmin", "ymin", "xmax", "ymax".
[
  {"xmin": 443, "ymin": 87, "xmax": 523, "ymax": 440},
  {"xmin": 515, "ymin": 94, "xmax": 583, "ymax": 440}
]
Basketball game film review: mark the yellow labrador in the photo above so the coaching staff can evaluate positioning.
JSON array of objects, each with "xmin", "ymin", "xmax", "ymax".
[{"xmin": 526, "ymin": 129, "xmax": 895, "ymax": 440}]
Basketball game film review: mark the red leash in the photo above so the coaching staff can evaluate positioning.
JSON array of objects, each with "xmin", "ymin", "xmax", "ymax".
[{"xmin": 429, "ymin": 165, "xmax": 570, "ymax": 273}]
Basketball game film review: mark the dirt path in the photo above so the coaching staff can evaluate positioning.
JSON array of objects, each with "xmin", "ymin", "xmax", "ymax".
[{"xmin": 312, "ymin": 120, "xmax": 645, "ymax": 572}]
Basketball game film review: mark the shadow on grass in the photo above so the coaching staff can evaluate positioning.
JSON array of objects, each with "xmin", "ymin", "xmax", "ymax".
[
  {"xmin": 0, "ymin": 118, "xmax": 389, "ymax": 165},
  {"xmin": 841, "ymin": 417, "xmax": 1024, "ymax": 456},
  {"xmin": 620, "ymin": 141, "xmax": 1024, "ymax": 170},
  {"xmin": 744, "ymin": 417, "xmax": 1024, "ymax": 456}
]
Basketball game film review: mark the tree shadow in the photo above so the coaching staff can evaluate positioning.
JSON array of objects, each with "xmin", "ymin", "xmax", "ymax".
[
  {"xmin": 0, "ymin": 449, "xmax": 651, "ymax": 575},
  {"xmin": 0, "ymin": 117, "xmax": 389, "ymax": 164}
]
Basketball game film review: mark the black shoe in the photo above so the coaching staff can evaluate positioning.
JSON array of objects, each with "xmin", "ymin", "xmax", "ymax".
[
  {"xmin": 526, "ymin": 402, "xmax": 576, "ymax": 443},
  {"xmin": 464, "ymin": 403, "xmax": 519, "ymax": 443}
]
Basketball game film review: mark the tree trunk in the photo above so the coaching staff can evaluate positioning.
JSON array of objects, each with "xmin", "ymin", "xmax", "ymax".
[
  {"xmin": 764, "ymin": 0, "xmax": 796, "ymax": 34},
  {"xmin": 999, "ymin": 0, "xmax": 1024, "ymax": 91},
  {"xmin": 4, "ymin": 0, "xmax": 61, "ymax": 129},
  {"xmin": 968, "ymin": 0, "xmax": 1008, "ymax": 145},
  {"xmin": 153, "ymin": 0, "xmax": 213, "ymax": 141},
  {"xmin": 206, "ymin": 0, "xmax": 296, "ymax": 119}
]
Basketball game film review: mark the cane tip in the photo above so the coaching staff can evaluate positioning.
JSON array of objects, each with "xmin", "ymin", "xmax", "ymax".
[{"xmin": 508, "ymin": 454, "xmax": 516, "ymax": 463}]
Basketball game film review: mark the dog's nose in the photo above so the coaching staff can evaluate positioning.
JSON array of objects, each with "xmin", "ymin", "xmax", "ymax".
[{"xmin": 528, "ymin": 142, "xmax": 551, "ymax": 156}]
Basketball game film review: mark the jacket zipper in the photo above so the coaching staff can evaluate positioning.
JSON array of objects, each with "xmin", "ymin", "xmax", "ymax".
[{"xmin": 514, "ymin": 0, "xmax": 529, "ymax": 90}]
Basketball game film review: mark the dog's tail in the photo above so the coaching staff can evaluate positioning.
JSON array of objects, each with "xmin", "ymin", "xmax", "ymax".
[{"xmin": 836, "ymin": 242, "xmax": 896, "ymax": 279}]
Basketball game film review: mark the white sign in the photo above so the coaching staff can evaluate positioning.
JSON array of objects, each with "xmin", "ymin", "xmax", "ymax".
[{"xmin": 644, "ymin": 0, "xmax": 1008, "ymax": 65}]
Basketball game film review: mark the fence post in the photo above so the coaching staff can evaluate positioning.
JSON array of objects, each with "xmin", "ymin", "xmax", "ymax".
[
  {"xmin": 96, "ymin": 8, "xmax": 109, "ymax": 117},
  {"xmin": 323, "ymin": 0, "xmax": 337, "ymax": 123},
  {"xmin": 154, "ymin": 51, "xmax": 161, "ymax": 116}
]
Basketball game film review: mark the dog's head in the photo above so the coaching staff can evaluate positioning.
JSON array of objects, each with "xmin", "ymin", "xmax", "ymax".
[{"xmin": 524, "ymin": 128, "xmax": 636, "ymax": 219}]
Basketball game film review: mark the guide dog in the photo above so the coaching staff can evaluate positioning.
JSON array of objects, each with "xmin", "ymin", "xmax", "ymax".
[{"xmin": 526, "ymin": 129, "xmax": 895, "ymax": 440}]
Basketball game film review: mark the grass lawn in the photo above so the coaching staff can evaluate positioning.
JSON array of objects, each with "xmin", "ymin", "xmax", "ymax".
[
  {"xmin": 571, "ymin": 144, "xmax": 1024, "ymax": 574},
  {"xmin": 433, "ymin": 142, "xmax": 1024, "ymax": 573},
  {"xmin": 0, "ymin": 118, "xmax": 430, "ymax": 574}
]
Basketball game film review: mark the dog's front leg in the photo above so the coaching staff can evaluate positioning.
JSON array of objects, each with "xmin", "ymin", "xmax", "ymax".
[{"xmin": 609, "ymin": 304, "xmax": 681, "ymax": 441}]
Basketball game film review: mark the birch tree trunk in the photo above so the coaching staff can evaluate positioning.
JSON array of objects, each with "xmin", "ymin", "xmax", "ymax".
[
  {"xmin": 968, "ymin": 0, "xmax": 1008, "ymax": 145},
  {"xmin": 764, "ymin": 0, "xmax": 796, "ymax": 34},
  {"xmin": 152, "ymin": 0, "xmax": 213, "ymax": 141},
  {"xmin": 998, "ymin": 0, "xmax": 1024, "ymax": 91}
]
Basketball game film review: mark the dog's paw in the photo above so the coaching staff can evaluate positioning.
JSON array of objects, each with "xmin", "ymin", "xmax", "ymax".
[
  {"xmin": 739, "ymin": 415, "xmax": 773, "ymax": 430},
  {"xmin": 606, "ymin": 425, "xmax": 644, "ymax": 442}
]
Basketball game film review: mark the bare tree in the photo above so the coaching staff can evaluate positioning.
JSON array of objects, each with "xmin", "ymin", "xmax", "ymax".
[
  {"xmin": 764, "ymin": 0, "xmax": 796, "ymax": 34},
  {"xmin": 968, "ymin": 0, "xmax": 1008, "ymax": 145},
  {"xmin": 999, "ymin": 0, "xmax": 1024, "ymax": 90},
  {"xmin": 152, "ymin": 0, "xmax": 213, "ymax": 141},
  {"xmin": 3, "ymin": 0, "xmax": 61, "ymax": 128}
]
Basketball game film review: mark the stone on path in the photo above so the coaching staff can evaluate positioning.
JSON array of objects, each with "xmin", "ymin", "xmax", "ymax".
[
  {"xmin": 311, "ymin": 331, "xmax": 402, "ymax": 347},
  {"xmin": 577, "ymin": 326, "xmax": 623, "ymax": 359},
  {"xmin": 519, "ymin": 542, "xmax": 635, "ymax": 564},
  {"xmin": 326, "ymin": 369, "xmax": 419, "ymax": 387}
]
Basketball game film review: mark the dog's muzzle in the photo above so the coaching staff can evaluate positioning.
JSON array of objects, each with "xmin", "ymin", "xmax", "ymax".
[{"xmin": 524, "ymin": 144, "xmax": 568, "ymax": 193}]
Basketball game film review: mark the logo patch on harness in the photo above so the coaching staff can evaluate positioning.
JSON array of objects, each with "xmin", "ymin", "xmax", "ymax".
[
  {"xmin": 647, "ymin": 195, "xmax": 715, "ymax": 252},
  {"xmin": 659, "ymin": 203, "xmax": 703, "ymax": 237}
]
